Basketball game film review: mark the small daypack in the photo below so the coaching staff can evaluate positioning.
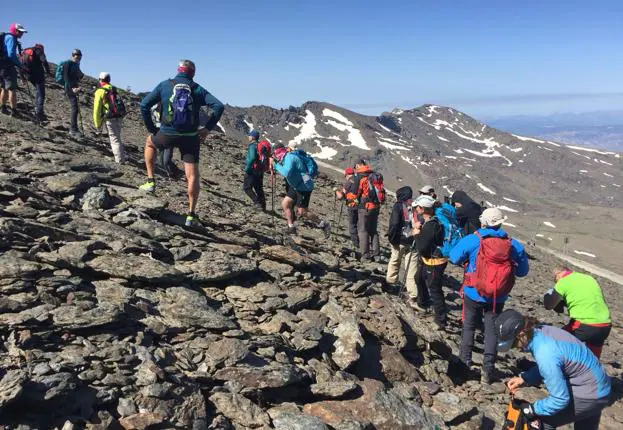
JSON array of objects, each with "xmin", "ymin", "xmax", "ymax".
[
  {"xmin": 473, "ymin": 231, "xmax": 516, "ymax": 303},
  {"xmin": 0, "ymin": 33, "xmax": 9, "ymax": 62},
  {"xmin": 19, "ymin": 47, "xmax": 35, "ymax": 74},
  {"xmin": 363, "ymin": 172, "xmax": 386, "ymax": 207},
  {"xmin": 102, "ymin": 86, "xmax": 127, "ymax": 119},
  {"xmin": 401, "ymin": 201, "xmax": 414, "ymax": 239},
  {"xmin": 434, "ymin": 202, "xmax": 464, "ymax": 257},
  {"xmin": 253, "ymin": 140, "xmax": 272, "ymax": 172},
  {"xmin": 55, "ymin": 60, "xmax": 69, "ymax": 85},
  {"xmin": 291, "ymin": 149, "xmax": 318, "ymax": 178},
  {"xmin": 163, "ymin": 79, "xmax": 197, "ymax": 131},
  {"xmin": 503, "ymin": 398, "xmax": 540, "ymax": 430}
]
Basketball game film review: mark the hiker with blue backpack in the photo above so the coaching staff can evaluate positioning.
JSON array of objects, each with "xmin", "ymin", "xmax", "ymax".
[
  {"xmin": 56, "ymin": 49, "xmax": 84, "ymax": 137},
  {"xmin": 0, "ymin": 23, "xmax": 27, "ymax": 117},
  {"xmin": 243, "ymin": 130, "xmax": 270, "ymax": 211},
  {"xmin": 93, "ymin": 72, "xmax": 127, "ymax": 164},
  {"xmin": 272, "ymin": 143, "xmax": 330, "ymax": 237},
  {"xmin": 411, "ymin": 194, "xmax": 453, "ymax": 328},
  {"xmin": 139, "ymin": 59, "xmax": 225, "ymax": 227},
  {"xmin": 449, "ymin": 207, "xmax": 529, "ymax": 384}
]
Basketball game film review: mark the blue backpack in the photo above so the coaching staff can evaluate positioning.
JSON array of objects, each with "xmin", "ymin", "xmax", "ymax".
[
  {"xmin": 291, "ymin": 149, "xmax": 318, "ymax": 178},
  {"xmin": 163, "ymin": 79, "xmax": 197, "ymax": 131},
  {"xmin": 434, "ymin": 202, "xmax": 464, "ymax": 257}
]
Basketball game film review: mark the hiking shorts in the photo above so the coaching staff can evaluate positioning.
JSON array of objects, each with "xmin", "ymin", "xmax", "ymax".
[
  {"xmin": 0, "ymin": 63, "xmax": 17, "ymax": 90},
  {"xmin": 285, "ymin": 183, "xmax": 312, "ymax": 209},
  {"xmin": 151, "ymin": 132, "xmax": 200, "ymax": 164}
]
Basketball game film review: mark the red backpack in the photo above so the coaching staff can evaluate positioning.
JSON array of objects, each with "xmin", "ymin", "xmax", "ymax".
[
  {"xmin": 473, "ymin": 232, "xmax": 516, "ymax": 305},
  {"xmin": 360, "ymin": 172, "xmax": 386, "ymax": 209},
  {"xmin": 253, "ymin": 140, "xmax": 272, "ymax": 172}
]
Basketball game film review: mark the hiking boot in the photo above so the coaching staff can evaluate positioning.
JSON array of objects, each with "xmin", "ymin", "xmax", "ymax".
[
  {"xmin": 69, "ymin": 129, "xmax": 83, "ymax": 139},
  {"xmin": 139, "ymin": 180, "xmax": 156, "ymax": 193},
  {"xmin": 185, "ymin": 213, "xmax": 199, "ymax": 228},
  {"xmin": 318, "ymin": 220, "xmax": 331, "ymax": 239},
  {"xmin": 0, "ymin": 106, "xmax": 9, "ymax": 115},
  {"xmin": 409, "ymin": 299, "xmax": 430, "ymax": 313},
  {"xmin": 285, "ymin": 225, "xmax": 297, "ymax": 235},
  {"xmin": 36, "ymin": 112, "xmax": 48, "ymax": 122},
  {"xmin": 480, "ymin": 371, "xmax": 493, "ymax": 385}
]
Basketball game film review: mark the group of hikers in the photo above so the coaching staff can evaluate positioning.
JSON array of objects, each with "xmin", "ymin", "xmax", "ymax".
[{"xmin": 2, "ymin": 21, "xmax": 616, "ymax": 429}]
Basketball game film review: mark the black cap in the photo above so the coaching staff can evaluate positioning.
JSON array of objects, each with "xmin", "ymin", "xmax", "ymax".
[
  {"xmin": 495, "ymin": 309, "xmax": 526, "ymax": 352},
  {"xmin": 72, "ymin": 48, "xmax": 82, "ymax": 56}
]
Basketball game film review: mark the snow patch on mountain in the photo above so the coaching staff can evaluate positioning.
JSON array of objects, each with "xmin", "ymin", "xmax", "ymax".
[
  {"xmin": 574, "ymin": 250, "xmax": 597, "ymax": 258},
  {"xmin": 543, "ymin": 222, "xmax": 556, "ymax": 228},
  {"xmin": 323, "ymin": 108, "xmax": 352, "ymax": 125},
  {"xmin": 477, "ymin": 183, "xmax": 496, "ymax": 195},
  {"xmin": 566, "ymin": 145, "xmax": 617, "ymax": 156},
  {"xmin": 243, "ymin": 119, "xmax": 254, "ymax": 131},
  {"xmin": 325, "ymin": 120, "xmax": 370, "ymax": 150},
  {"xmin": 438, "ymin": 136, "xmax": 450, "ymax": 142},
  {"xmin": 290, "ymin": 110, "xmax": 320, "ymax": 145},
  {"xmin": 378, "ymin": 138, "xmax": 410, "ymax": 151},
  {"xmin": 498, "ymin": 205, "xmax": 518, "ymax": 213},
  {"xmin": 503, "ymin": 197, "xmax": 519, "ymax": 203},
  {"xmin": 312, "ymin": 141, "xmax": 338, "ymax": 160}
]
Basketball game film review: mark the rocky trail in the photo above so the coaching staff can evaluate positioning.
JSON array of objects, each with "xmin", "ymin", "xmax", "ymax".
[{"xmin": 0, "ymin": 75, "xmax": 622, "ymax": 429}]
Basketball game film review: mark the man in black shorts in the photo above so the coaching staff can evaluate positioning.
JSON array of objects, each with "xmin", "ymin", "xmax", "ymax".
[
  {"xmin": 139, "ymin": 60, "xmax": 224, "ymax": 227},
  {"xmin": 1, "ymin": 23, "xmax": 27, "ymax": 117}
]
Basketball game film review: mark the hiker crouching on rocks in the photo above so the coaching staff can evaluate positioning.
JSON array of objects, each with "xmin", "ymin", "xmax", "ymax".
[
  {"xmin": 411, "ymin": 194, "xmax": 448, "ymax": 329},
  {"xmin": 499, "ymin": 310, "xmax": 611, "ymax": 430},
  {"xmin": 93, "ymin": 72, "xmax": 126, "ymax": 164},
  {"xmin": 449, "ymin": 207, "xmax": 528, "ymax": 384},
  {"xmin": 271, "ymin": 144, "xmax": 330, "ymax": 237},
  {"xmin": 0, "ymin": 23, "xmax": 27, "ymax": 117},
  {"xmin": 451, "ymin": 190, "xmax": 482, "ymax": 235},
  {"xmin": 139, "ymin": 59, "xmax": 224, "ymax": 227},
  {"xmin": 243, "ymin": 129, "xmax": 269, "ymax": 211},
  {"xmin": 544, "ymin": 266, "xmax": 611, "ymax": 358},
  {"xmin": 386, "ymin": 186, "xmax": 419, "ymax": 300},
  {"xmin": 335, "ymin": 167, "xmax": 359, "ymax": 250}
]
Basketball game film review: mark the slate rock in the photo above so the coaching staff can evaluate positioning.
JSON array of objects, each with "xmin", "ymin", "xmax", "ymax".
[
  {"xmin": 0, "ymin": 370, "xmax": 26, "ymax": 407},
  {"xmin": 209, "ymin": 392, "xmax": 270, "ymax": 428},
  {"xmin": 88, "ymin": 253, "xmax": 185, "ymax": 284}
]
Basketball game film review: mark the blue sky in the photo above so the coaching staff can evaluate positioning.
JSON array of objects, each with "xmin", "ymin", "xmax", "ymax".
[{"xmin": 5, "ymin": 0, "xmax": 623, "ymax": 117}]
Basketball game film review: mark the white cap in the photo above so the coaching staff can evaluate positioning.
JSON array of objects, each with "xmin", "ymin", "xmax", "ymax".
[
  {"xmin": 419, "ymin": 185, "xmax": 435, "ymax": 194},
  {"xmin": 480, "ymin": 207, "xmax": 508, "ymax": 227},
  {"xmin": 412, "ymin": 195, "xmax": 436, "ymax": 209},
  {"xmin": 99, "ymin": 72, "xmax": 110, "ymax": 81}
]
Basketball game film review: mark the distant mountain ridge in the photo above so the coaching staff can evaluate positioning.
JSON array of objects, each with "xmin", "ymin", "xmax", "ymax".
[{"xmin": 216, "ymin": 102, "xmax": 622, "ymax": 214}]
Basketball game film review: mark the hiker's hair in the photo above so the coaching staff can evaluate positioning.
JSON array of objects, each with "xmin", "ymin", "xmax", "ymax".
[
  {"xmin": 516, "ymin": 316, "xmax": 539, "ymax": 348},
  {"xmin": 554, "ymin": 265, "xmax": 571, "ymax": 276},
  {"xmin": 422, "ymin": 206, "xmax": 435, "ymax": 216}
]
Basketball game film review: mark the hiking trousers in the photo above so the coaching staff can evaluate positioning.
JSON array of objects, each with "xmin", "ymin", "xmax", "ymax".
[
  {"xmin": 563, "ymin": 320, "xmax": 612, "ymax": 359},
  {"xmin": 386, "ymin": 243, "xmax": 418, "ymax": 298},
  {"xmin": 460, "ymin": 295, "xmax": 505, "ymax": 371},
  {"xmin": 243, "ymin": 173, "xmax": 266, "ymax": 209},
  {"xmin": 357, "ymin": 207, "xmax": 380, "ymax": 259},
  {"xmin": 416, "ymin": 262, "xmax": 448, "ymax": 326},
  {"xmin": 347, "ymin": 208, "xmax": 359, "ymax": 248},
  {"xmin": 105, "ymin": 118, "xmax": 126, "ymax": 163},
  {"xmin": 541, "ymin": 395, "xmax": 608, "ymax": 430},
  {"xmin": 66, "ymin": 88, "xmax": 79, "ymax": 132},
  {"xmin": 33, "ymin": 81, "xmax": 45, "ymax": 115}
]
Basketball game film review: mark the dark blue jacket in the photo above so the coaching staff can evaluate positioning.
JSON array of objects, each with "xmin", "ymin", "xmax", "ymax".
[
  {"xmin": 140, "ymin": 73, "xmax": 224, "ymax": 136},
  {"xmin": 63, "ymin": 61, "xmax": 83, "ymax": 90},
  {"xmin": 521, "ymin": 326, "xmax": 611, "ymax": 416},
  {"xmin": 448, "ymin": 227, "xmax": 529, "ymax": 303}
]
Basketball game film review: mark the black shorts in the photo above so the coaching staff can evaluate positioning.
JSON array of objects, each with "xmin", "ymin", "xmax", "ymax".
[
  {"xmin": 152, "ymin": 132, "xmax": 200, "ymax": 164},
  {"xmin": 0, "ymin": 63, "xmax": 18, "ymax": 90},
  {"xmin": 285, "ymin": 183, "xmax": 312, "ymax": 209}
]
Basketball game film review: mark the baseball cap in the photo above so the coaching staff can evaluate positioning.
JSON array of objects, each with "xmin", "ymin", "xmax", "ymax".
[
  {"xmin": 419, "ymin": 185, "xmax": 435, "ymax": 194},
  {"xmin": 495, "ymin": 309, "xmax": 526, "ymax": 352},
  {"xmin": 247, "ymin": 130, "xmax": 260, "ymax": 139},
  {"xmin": 99, "ymin": 72, "xmax": 110, "ymax": 81},
  {"xmin": 480, "ymin": 207, "xmax": 508, "ymax": 227},
  {"xmin": 344, "ymin": 167, "xmax": 354, "ymax": 175},
  {"xmin": 412, "ymin": 195, "xmax": 436, "ymax": 209},
  {"xmin": 72, "ymin": 49, "xmax": 82, "ymax": 57},
  {"xmin": 10, "ymin": 23, "xmax": 27, "ymax": 34}
]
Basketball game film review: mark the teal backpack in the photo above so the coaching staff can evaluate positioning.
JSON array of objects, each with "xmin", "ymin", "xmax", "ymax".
[
  {"xmin": 55, "ymin": 60, "xmax": 68, "ymax": 85},
  {"xmin": 291, "ymin": 149, "xmax": 318, "ymax": 178},
  {"xmin": 434, "ymin": 203, "xmax": 464, "ymax": 257}
]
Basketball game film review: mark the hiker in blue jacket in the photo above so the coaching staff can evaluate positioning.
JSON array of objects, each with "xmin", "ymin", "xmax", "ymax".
[
  {"xmin": 449, "ymin": 207, "xmax": 529, "ymax": 384},
  {"xmin": 243, "ymin": 130, "xmax": 268, "ymax": 211},
  {"xmin": 0, "ymin": 23, "xmax": 27, "ymax": 117},
  {"xmin": 139, "ymin": 59, "xmax": 224, "ymax": 227},
  {"xmin": 272, "ymin": 144, "xmax": 329, "ymax": 237},
  {"xmin": 499, "ymin": 310, "xmax": 611, "ymax": 430}
]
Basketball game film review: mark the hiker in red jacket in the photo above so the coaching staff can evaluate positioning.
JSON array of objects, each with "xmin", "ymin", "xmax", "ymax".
[
  {"xmin": 449, "ymin": 207, "xmax": 529, "ymax": 384},
  {"xmin": 335, "ymin": 167, "xmax": 360, "ymax": 249}
]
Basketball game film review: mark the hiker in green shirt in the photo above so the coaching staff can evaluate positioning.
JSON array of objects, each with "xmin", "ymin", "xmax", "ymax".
[{"xmin": 543, "ymin": 266, "xmax": 612, "ymax": 358}]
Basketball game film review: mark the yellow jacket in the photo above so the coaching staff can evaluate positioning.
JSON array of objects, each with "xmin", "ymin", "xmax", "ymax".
[{"xmin": 93, "ymin": 83, "xmax": 112, "ymax": 129}]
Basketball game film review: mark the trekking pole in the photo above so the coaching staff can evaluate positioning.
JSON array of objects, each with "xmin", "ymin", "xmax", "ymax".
[
  {"xmin": 20, "ymin": 75, "xmax": 36, "ymax": 118},
  {"xmin": 270, "ymin": 173, "xmax": 276, "ymax": 230},
  {"xmin": 77, "ymin": 93, "xmax": 85, "ymax": 136},
  {"xmin": 332, "ymin": 193, "xmax": 338, "ymax": 225}
]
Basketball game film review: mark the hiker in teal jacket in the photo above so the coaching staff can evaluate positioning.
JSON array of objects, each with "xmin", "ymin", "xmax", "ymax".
[{"xmin": 243, "ymin": 130, "xmax": 267, "ymax": 211}]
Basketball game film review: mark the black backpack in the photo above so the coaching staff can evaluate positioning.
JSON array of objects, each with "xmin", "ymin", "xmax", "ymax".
[
  {"xmin": 103, "ymin": 87, "xmax": 127, "ymax": 119},
  {"xmin": 0, "ymin": 33, "xmax": 7, "ymax": 61}
]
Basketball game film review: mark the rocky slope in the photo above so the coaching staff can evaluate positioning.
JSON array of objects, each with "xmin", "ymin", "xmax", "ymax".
[{"xmin": 0, "ymin": 72, "xmax": 622, "ymax": 429}]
